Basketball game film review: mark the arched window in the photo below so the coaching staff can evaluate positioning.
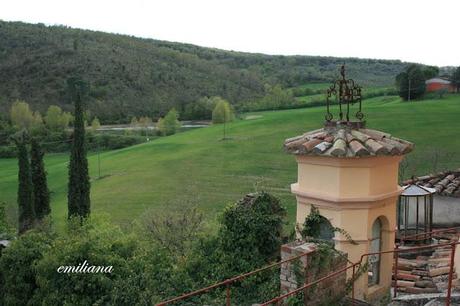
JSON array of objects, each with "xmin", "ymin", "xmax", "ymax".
[
  {"xmin": 318, "ymin": 216, "xmax": 335, "ymax": 242},
  {"xmin": 368, "ymin": 218, "xmax": 382, "ymax": 286}
]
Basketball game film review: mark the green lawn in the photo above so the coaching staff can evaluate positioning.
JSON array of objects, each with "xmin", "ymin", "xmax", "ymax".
[
  {"xmin": 1, "ymin": 95, "xmax": 459, "ymax": 229},
  {"xmin": 294, "ymin": 84, "xmax": 395, "ymax": 105}
]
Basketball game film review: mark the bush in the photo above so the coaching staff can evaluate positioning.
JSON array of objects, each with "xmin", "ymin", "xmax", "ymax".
[
  {"xmin": 34, "ymin": 218, "xmax": 137, "ymax": 305},
  {"xmin": 0, "ymin": 145, "xmax": 17, "ymax": 158},
  {"xmin": 87, "ymin": 134, "xmax": 145, "ymax": 151},
  {"xmin": 0, "ymin": 230, "xmax": 54, "ymax": 305},
  {"xmin": 218, "ymin": 192, "xmax": 286, "ymax": 275}
]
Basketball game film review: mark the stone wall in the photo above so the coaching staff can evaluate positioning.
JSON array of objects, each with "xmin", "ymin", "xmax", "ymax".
[{"xmin": 280, "ymin": 241, "xmax": 348, "ymax": 305}]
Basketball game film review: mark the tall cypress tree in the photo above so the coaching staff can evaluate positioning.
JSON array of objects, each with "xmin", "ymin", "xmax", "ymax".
[
  {"xmin": 30, "ymin": 138, "xmax": 50, "ymax": 219},
  {"xmin": 16, "ymin": 134, "xmax": 35, "ymax": 234},
  {"xmin": 67, "ymin": 78, "xmax": 91, "ymax": 219}
]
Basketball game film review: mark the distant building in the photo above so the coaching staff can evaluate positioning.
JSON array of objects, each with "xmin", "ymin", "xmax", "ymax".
[{"xmin": 425, "ymin": 78, "xmax": 456, "ymax": 93}]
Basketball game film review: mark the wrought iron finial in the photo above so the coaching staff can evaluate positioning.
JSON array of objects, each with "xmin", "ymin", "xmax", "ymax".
[{"xmin": 325, "ymin": 65, "xmax": 364, "ymax": 123}]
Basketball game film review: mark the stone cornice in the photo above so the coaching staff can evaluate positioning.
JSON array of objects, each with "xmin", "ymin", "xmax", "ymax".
[{"xmin": 292, "ymin": 183, "xmax": 403, "ymax": 208}]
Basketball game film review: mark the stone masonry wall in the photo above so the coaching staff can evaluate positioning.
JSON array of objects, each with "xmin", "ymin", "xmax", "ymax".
[{"xmin": 280, "ymin": 241, "xmax": 348, "ymax": 305}]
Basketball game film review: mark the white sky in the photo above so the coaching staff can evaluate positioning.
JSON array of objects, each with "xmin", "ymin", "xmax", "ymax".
[{"xmin": 1, "ymin": 0, "xmax": 459, "ymax": 66}]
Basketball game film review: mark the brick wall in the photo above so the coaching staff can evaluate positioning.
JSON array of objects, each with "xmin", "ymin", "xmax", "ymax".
[{"xmin": 280, "ymin": 241, "xmax": 348, "ymax": 305}]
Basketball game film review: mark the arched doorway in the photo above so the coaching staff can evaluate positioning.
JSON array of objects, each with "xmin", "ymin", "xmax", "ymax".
[{"xmin": 368, "ymin": 218, "xmax": 382, "ymax": 286}]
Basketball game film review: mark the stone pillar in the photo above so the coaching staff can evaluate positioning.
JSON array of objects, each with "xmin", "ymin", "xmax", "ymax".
[{"xmin": 280, "ymin": 241, "xmax": 348, "ymax": 305}]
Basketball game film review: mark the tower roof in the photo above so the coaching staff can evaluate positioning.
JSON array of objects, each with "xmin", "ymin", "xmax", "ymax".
[
  {"xmin": 284, "ymin": 121, "xmax": 413, "ymax": 158},
  {"xmin": 285, "ymin": 65, "xmax": 413, "ymax": 158}
]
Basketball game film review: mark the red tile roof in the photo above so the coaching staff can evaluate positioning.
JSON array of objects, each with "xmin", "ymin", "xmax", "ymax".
[
  {"xmin": 284, "ymin": 122, "xmax": 413, "ymax": 158},
  {"xmin": 403, "ymin": 170, "xmax": 460, "ymax": 198}
]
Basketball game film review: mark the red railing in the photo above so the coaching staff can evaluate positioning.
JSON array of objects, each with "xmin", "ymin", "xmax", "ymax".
[
  {"xmin": 157, "ymin": 228, "xmax": 460, "ymax": 306},
  {"xmin": 399, "ymin": 226, "xmax": 460, "ymax": 245},
  {"xmin": 156, "ymin": 249, "xmax": 313, "ymax": 306},
  {"xmin": 262, "ymin": 241, "xmax": 459, "ymax": 306}
]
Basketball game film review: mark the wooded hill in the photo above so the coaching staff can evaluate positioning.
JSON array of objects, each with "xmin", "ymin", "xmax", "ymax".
[{"xmin": 0, "ymin": 20, "xmax": 408, "ymax": 122}]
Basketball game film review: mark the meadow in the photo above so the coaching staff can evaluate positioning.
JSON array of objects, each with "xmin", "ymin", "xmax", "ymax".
[{"xmin": 1, "ymin": 95, "xmax": 459, "ymax": 229}]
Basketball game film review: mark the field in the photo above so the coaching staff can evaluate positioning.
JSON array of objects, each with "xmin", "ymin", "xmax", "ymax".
[
  {"xmin": 293, "ymin": 83, "xmax": 396, "ymax": 105},
  {"xmin": 1, "ymin": 95, "xmax": 459, "ymax": 229}
]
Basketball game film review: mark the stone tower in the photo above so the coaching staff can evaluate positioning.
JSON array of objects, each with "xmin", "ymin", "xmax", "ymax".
[{"xmin": 284, "ymin": 66, "xmax": 413, "ymax": 301}]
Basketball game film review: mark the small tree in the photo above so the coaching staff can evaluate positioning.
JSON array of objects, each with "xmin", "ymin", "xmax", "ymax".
[
  {"xmin": 67, "ymin": 77, "xmax": 91, "ymax": 219},
  {"xmin": 91, "ymin": 117, "xmax": 101, "ymax": 131},
  {"xmin": 15, "ymin": 134, "xmax": 35, "ymax": 234},
  {"xmin": 31, "ymin": 111, "xmax": 44, "ymax": 131},
  {"xmin": 395, "ymin": 64, "xmax": 427, "ymax": 101},
  {"xmin": 212, "ymin": 98, "xmax": 234, "ymax": 139},
  {"xmin": 139, "ymin": 116, "xmax": 153, "ymax": 138},
  {"xmin": 130, "ymin": 116, "xmax": 139, "ymax": 128},
  {"xmin": 157, "ymin": 108, "xmax": 181, "ymax": 136},
  {"xmin": 10, "ymin": 100, "xmax": 34, "ymax": 130},
  {"xmin": 45, "ymin": 105, "xmax": 72, "ymax": 130},
  {"xmin": 30, "ymin": 138, "xmax": 50, "ymax": 220}
]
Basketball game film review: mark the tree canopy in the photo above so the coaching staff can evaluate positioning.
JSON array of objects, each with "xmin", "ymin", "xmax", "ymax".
[
  {"xmin": 44, "ymin": 105, "xmax": 72, "ymax": 130},
  {"xmin": 30, "ymin": 139, "xmax": 50, "ymax": 220},
  {"xmin": 395, "ymin": 64, "xmax": 429, "ymax": 100},
  {"xmin": 212, "ymin": 98, "xmax": 234, "ymax": 124},
  {"xmin": 10, "ymin": 100, "xmax": 35, "ymax": 130},
  {"xmin": 67, "ymin": 78, "xmax": 91, "ymax": 219},
  {"xmin": 157, "ymin": 109, "xmax": 181, "ymax": 136},
  {"xmin": 15, "ymin": 135, "xmax": 35, "ymax": 234}
]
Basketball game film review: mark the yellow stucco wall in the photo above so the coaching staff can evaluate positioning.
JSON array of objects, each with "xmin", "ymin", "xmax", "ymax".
[{"xmin": 292, "ymin": 155, "xmax": 403, "ymax": 301}]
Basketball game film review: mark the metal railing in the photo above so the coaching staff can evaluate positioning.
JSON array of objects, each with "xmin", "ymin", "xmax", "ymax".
[
  {"xmin": 156, "ymin": 248, "xmax": 314, "ymax": 306},
  {"xmin": 157, "ymin": 227, "xmax": 460, "ymax": 306},
  {"xmin": 398, "ymin": 226, "xmax": 460, "ymax": 245},
  {"xmin": 262, "ymin": 241, "xmax": 459, "ymax": 306}
]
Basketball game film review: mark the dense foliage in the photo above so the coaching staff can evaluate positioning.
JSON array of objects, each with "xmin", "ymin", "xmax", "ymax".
[
  {"xmin": 16, "ymin": 134, "xmax": 35, "ymax": 234},
  {"xmin": 67, "ymin": 79, "xmax": 90, "ymax": 219},
  {"xmin": 395, "ymin": 64, "xmax": 440, "ymax": 100},
  {"xmin": 157, "ymin": 108, "xmax": 181, "ymax": 136},
  {"xmin": 30, "ymin": 138, "xmax": 50, "ymax": 220},
  {"xmin": 0, "ymin": 192, "xmax": 287, "ymax": 305},
  {"xmin": 0, "ymin": 230, "xmax": 53, "ymax": 304},
  {"xmin": 217, "ymin": 192, "xmax": 286, "ymax": 275},
  {"xmin": 0, "ymin": 21, "xmax": 409, "ymax": 122}
]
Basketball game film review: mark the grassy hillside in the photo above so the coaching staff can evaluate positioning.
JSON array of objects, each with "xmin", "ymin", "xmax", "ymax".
[
  {"xmin": 0, "ymin": 20, "xmax": 408, "ymax": 121},
  {"xmin": 1, "ymin": 95, "xmax": 459, "ymax": 229}
]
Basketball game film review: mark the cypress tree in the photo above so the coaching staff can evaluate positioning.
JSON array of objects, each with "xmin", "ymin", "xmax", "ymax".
[
  {"xmin": 16, "ymin": 134, "xmax": 35, "ymax": 234},
  {"xmin": 67, "ymin": 78, "xmax": 91, "ymax": 219},
  {"xmin": 30, "ymin": 138, "xmax": 50, "ymax": 219}
]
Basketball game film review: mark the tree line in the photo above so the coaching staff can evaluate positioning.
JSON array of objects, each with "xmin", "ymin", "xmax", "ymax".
[
  {"xmin": 396, "ymin": 65, "xmax": 460, "ymax": 100},
  {"xmin": 0, "ymin": 20, "xmax": 409, "ymax": 122}
]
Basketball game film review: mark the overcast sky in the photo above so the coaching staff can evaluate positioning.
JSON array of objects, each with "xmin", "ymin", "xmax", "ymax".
[{"xmin": 1, "ymin": 0, "xmax": 459, "ymax": 66}]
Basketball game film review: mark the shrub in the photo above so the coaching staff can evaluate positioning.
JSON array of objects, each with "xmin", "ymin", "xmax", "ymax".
[
  {"xmin": 34, "ymin": 218, "xmax": 137, "ymax": 305},
  {"xmin": 0, "ymin": 230, "xmax": 53, "ymax": 305}
]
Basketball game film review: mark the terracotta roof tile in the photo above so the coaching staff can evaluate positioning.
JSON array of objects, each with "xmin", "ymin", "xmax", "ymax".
[
  {"xmin": 403, "ymin": 169, "xmax": 460, "ymax": 198},
  {"xmin": 284, "ymin": 122, "xmax": 413, "ymax": 158}
]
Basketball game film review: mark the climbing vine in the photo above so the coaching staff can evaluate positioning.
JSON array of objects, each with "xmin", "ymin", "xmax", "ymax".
[{"xmin": 291, "ymin": 205, "xmax": 368, "ymax": 304}]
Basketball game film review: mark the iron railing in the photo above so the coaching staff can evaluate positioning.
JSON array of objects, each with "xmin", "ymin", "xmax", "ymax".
[{"xmin": 157, "ymin": 227, "xmax": 460, "ymax": 306}]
